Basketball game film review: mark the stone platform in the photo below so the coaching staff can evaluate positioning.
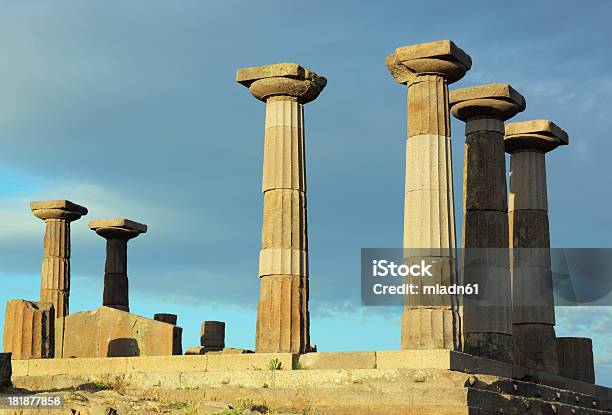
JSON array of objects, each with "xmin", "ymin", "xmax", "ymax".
[{"xmin": 8, "ymin": 350, "xmax": 612, "ymax": 414}]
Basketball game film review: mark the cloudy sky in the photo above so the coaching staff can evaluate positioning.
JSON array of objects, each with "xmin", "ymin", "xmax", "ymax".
[{"xmin": 1, "ymin": 1, "xmax": 610, "ymax": 386}]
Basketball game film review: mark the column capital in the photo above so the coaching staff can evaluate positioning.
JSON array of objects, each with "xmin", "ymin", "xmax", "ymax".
[
  {"xmin": 386, "ymin": 40, "xmax": 472, "ymax": 85},
  {"xmin": 449, "ymin": 84, "xmax": 526, "ymax": 122},
  {"xmin": 236, "ymin": 62, "xmax": 327, "ymax": 103},
  {"xmin": 30, "ymin": 199, "xmax": 88, "ymax": 222},
  {"xmin": 505, "ymin": 120, "xmax": 569, "ymax": 154},
  {"xmin": 89, "ymin": 218, "xmax": 147, "ymax": 240}
]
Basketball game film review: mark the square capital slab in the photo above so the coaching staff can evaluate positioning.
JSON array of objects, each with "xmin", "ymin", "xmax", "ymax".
[
  {"xmin": 30, "ymin": 200, "xmax": 88, "ymax": 215},
  {"xmin": 387, "ymin": 40, "xmax": 472, "ymax": 84},
  {"xmin": 89, "ymin": 218, "xmax": 148, "ymax": 234},
  {"xmin": 236, "ymin": 63, "xmax": 327, "ymax": 89},
  {"xmin": 449, "ymin": 84, "xmax": 526, "ymax": 121},
  {"xmin": 30, "ymin": 199, "xmax": 88, "ymax": 221},
  {"xmin": 236, "ymin": 62, "xmax": 327, "ymax": 103},
  {"xmin": 505, "ymin": 119, "xmax": 569, "ymax": 153},
  {"xmin": 394, "ymin": 40, "xmax": 472, "ymax": 67}
]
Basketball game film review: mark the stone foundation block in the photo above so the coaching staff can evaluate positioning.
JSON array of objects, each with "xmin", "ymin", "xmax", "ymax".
[
  {"xmin": 557, "ymin": 337, "xmax": 595, "ymax": 384},
  {"xmin": 60, "ymin": 306, "xmax": 182, "ymax": 358}
]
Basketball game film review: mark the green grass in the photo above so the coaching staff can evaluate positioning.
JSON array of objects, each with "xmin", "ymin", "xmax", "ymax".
[{"xmin": 267, "ymin": 358, "xmax": 282, "ymax": 371}]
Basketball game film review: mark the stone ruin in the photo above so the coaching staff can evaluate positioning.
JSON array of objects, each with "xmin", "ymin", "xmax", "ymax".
[{"xmin": 1, "ymin": 39, "xmax": 610, "ymax": 413}]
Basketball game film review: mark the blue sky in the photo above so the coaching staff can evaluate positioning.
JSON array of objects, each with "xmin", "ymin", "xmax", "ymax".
[{"xmin": 0, "ymin": 1, "xmax": 611, "ymax": 386}]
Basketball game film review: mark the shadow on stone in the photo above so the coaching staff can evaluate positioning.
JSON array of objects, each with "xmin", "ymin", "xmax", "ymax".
[{"xmin": 107, "ymin": 338, "xmax": 140, "ymax": 357}]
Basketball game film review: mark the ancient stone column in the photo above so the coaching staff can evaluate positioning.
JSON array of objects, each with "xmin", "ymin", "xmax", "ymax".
[
  {"xmin": 236, "ymin": 63, "xmax": 326, "ymax": 353},
  {"xmin": 386, "ymin": 40, "xmax": 471, "ymax": 350},
  {"xmin": 89, "ymin": 218, "xmax": 147, "ymax": 313},
  {"xmin": 0, "ymin": 352, "xmax": 11, "ymax": 389},
  {"xmin": 31, "ymin": 200, "xmax": 88, "ymax": 318},
  {"xmin": 201, "ymin": 321, "xmax": 225, "ymax": 351},
  {"xmin": 3, "ymin": 300, "xmax": 54, "ymax": 359},
  {"xmin": 449, "ymin": 84, "xmax": 526, "ymax": 362},
  {"xmin": 505, "ymin": 120, "xmax": 568, "ymax": 373}
]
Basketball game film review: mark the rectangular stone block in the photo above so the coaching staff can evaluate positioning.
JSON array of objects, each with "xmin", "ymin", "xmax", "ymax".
[
  {"xmin": 68, "ymin": 357, "xmax": 128, "ymax": 375},
  {"xmin": 206, "ymin": 352, "xmax": 296, "ymax": 371},
  {"xmin": 60, "ymin": 309, "xmax": 100, "ymax": 358},
  {"xmin": 126, "ymin": 355, "xmax": 206, "ymax": 373},
  {"xmin": 557, "ymin": 337, "xmax": 595, "ymax": 384},
  {"xmin": 60, "ymin": 306, "xmax": 182, "ymax": 358},
  {"xmin": 28, "ymin": 357, "xmax": 69, "ymax": 376},
  {"xmin": 3, "ymin": 300, "xmax": 55, "ymax": 360},
  {"xmin": 297, "ymin": 352, "xmax": 376, "ymax": 370}
]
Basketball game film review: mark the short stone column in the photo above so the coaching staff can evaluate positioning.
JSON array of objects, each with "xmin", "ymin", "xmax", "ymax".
[
  {"xmin": 201, "ymin": 321, "xmax": 225, "ymax": 351},
  {"xmin": 505, "ymin": 120, "xmax": 568, "ymax": 373},
  {"xmin": 386, "ymin": 40, "xmax": 471, "ymax": 350},
  {"xmin": 0, "ymin": 352, "xmax": 11, "ymax": 389},
  {"xmin": 3, "ymin": 300, "xmax": 54, "ymax": 359},
  {"xmin": 236, "ymin": 63, "xmax": 326, "ymax": 353},
  {"xmin": 89, "ymin": 218, "xmax": 147, "ymax": 312},
  {"xmin": 449, "ymin": 84, "xmax": 526, "ymax": 362},
  {"xmin": 31, "ymin": 200, "xmax": 88, "ymax": 318}
]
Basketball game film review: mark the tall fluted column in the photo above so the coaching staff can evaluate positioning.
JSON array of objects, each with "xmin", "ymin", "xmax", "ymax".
[
  {"xmin": 387, "ymin": 40, "xmax": 471, "ymax": 350},
  {"xmin": 449, "ymin": 84, "xmax": 526, "ymax": 362},
  {"xmin": 31, "ymin": 200, "xmax": 88, "ymax": 318},
  {"xmin": 236, "ymin": 63, "xmax": 326, "ymax": 353},
  {"xmin": 89, "ymin": 218, "xmax": 147, "ymax": 312},
  {"xmin": 505, "ymin": 120, "xmax": 568, "ymax": 373}
]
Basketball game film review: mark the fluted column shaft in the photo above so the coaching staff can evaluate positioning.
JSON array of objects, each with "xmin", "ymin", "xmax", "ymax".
[
  {"xmin": 509, "ymin": 149, "xmax": 558, "ymax": 372},
  {"xmin": 257, "ymin": 96, "xmax": 310, "ymax": 353},
  {"xmin": 104, "ymin": 238, "xmax": 130, "ymax": 312},
  {"xmin": 505, "ymin": 119, "xmax": 568, "ymax": 374},
  {"xmin": 461, "ymin": 117, "xmax": 512, "ymax": 361},
  {"xmin": 237, "ymin": 62, "xmax": 325, "ymax": 354},
  {"xmin": 31, "ymin": 200, "xmax": 87, "ymax": 319},
  {"xmin": 40, "ymin": 219, "xmax": 71, "ymax": 317},
  {"xmin": 402, "ymin": 74, "xmax": 459, "ymax": 350},
  {"xmin": 509, "ymin": 150, "xmax": 554, "ymax": 325}
]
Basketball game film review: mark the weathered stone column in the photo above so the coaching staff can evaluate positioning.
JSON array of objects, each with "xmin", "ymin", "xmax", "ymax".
[
  {"xmin": 236, "ymin": 63, "xmax": 326, "ymax": 353},
  {"xmin": 386, "ymin": 40, "xmax": 471, "ymax": 350},
  {"xmin": 505, "ymin": 120, "xmax": 568, "ymax": 373},
  {"xmin": 31, "ymin": 200, "xmax": 88, "ymax": 318},
  {"xmin": 89, "ymin": 218, "xmax": 147, "ymax": 313},
  {"xmin": 449, "ymin": 84, "xmax": 525, "ymax": 362},
  {"xmin": 3, "ymin": 300, "xmax": 54, "ymax": 359}
]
